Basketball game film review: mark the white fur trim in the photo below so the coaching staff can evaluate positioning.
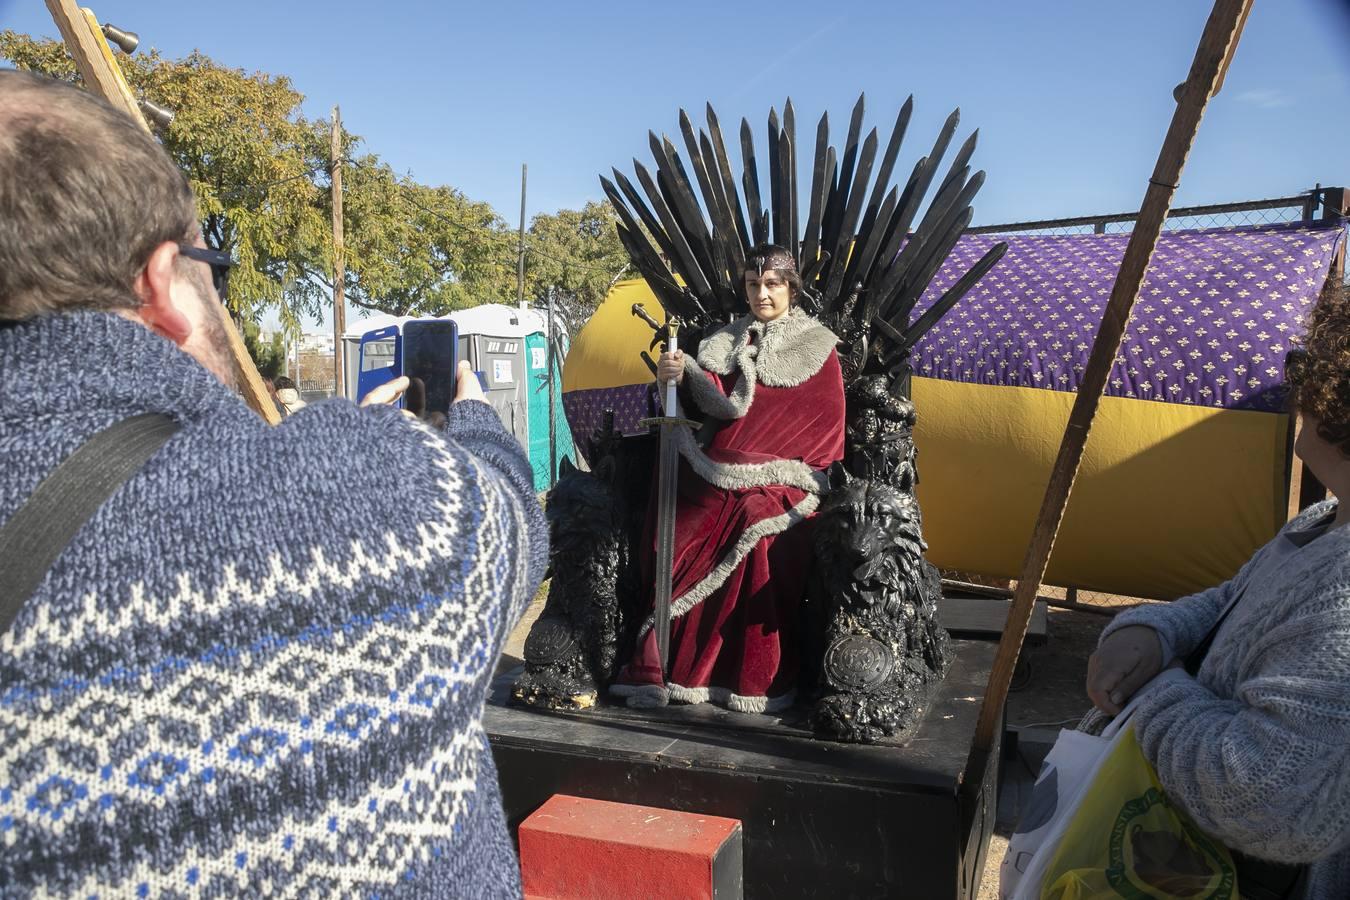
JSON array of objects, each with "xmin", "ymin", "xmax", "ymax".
[
  {"xmin": 697, "ymin": 310, "xmax": 837, "ymax": 387},
  {"xmin": 674, "ymin": 427, "xmax": 829, "ymax": 494},
  {"xmin": 666, "ymin": 683, "xmax": 709, "ymax": 705},
  {"xmin": 683, "ymin": 354, "xmax": 751, "ymax": 420},
  {"xmin": 637, "ymin": 491, "xmax": 820, "ymax": 642},
  {"xmin": 608, "ymin": 682, "xmax": 669, "ymax": 707},
  {"xmin": 683, "ymin": 311, "xmax": 837, "ymax": 421},
  {"xmin": 608, "ymin": 681, "xmax": 795, "ymax": 713},
  {"xmin": 726, "ymin": 688, "xmax": 797, "ymax": 714}
]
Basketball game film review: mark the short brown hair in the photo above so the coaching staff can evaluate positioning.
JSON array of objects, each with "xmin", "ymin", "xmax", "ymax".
[
  {"xmin": 743, "ymin": 243, "xmax": 802, "ymax": 300},
  {"xmin": 1288, "ymin": 279, "xmax": 1350, "ymax": 457},
  {"xmin": 0, "ymin": 70, "xmax": 197, "ymax": 319}
]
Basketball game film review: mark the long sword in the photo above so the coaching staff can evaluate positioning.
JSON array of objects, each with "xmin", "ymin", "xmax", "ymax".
[{"xmin": 634, "ymin": 305, "xmax": 698, "ymax": 676}]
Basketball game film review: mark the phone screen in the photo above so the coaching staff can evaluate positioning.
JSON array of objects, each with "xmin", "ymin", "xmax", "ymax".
[{"xmin": 401, "ymin": 320, "xmax": 458, "ymax": 419}]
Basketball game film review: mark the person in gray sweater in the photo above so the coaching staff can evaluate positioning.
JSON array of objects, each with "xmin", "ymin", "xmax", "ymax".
[{"xmin": 1088, "ymin": 285, "xmax": 1350, "ymax": 899}]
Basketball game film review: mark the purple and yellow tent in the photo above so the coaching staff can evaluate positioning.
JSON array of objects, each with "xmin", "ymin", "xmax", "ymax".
[{"xmin": 563, "ymin": 221, "xmax": 1346, "ymax": 600}]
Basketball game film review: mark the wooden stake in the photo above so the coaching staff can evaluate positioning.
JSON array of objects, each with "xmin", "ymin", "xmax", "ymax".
[
  {"xmin": 46, "ymin": 1, "xmax": 281, "ymax": 424},
  {"xmin": 219, "ymin": 308, "xmax": 283, "ymax": 424},
  {"xmin": 968, "ymin": 0, "xmax": 1256, "ymax": 762},
  {"xmin": 331, "ymin": 106, "xmax": 347, "ymax": 398},
  {"xmin": 44, "ymin": 0, "xmax": 147, "ymax": 131}
]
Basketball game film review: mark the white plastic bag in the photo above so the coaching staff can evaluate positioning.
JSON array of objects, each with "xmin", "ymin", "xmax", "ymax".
[{"xmin": 998, "ymin": 668, "xmax": 1192, "ymax": 900}]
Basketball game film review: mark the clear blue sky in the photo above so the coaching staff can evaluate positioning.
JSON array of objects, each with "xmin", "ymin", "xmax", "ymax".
[{"xmin": 2, "ymin": 0, "xmax": 1348, "ymax": 320}]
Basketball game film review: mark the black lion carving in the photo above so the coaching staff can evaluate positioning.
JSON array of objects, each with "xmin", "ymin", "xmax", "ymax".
[
  {"xmin": 512, "ymin": 421, "xmax": 652, "ymax": 710},
  {"xmin": 808, "ymin": 471, "xmax": 949, "ymax": 743}
]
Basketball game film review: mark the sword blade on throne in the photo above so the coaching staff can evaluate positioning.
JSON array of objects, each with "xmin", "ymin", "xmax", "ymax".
[{"xmin": 632, "ymin": 304, "xmax": 699, "ymax": 677}]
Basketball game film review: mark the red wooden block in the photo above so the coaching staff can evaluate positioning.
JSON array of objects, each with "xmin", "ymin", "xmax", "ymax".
[{"xmin": 519, "ymin": 794, "xmax": 743, "ymax": 899}]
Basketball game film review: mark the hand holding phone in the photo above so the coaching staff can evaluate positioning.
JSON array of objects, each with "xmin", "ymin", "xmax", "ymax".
[
  {"xmin": 359, "ymin": 375, "xmax": 409, "ymax": 408},
  {"xmin": 455, "ymin": 361, "xmax": 487, "ymax": 404}
]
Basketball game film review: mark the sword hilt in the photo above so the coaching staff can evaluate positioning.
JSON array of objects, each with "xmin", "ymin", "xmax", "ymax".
[{"xmin": 631, "ymin": 302, "xmax": 661, "ymax": 332}]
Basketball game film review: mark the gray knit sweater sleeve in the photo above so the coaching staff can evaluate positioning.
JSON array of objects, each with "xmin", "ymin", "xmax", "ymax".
[
  {"xmin": 1104, "ymin": 578, "xmax": 1233, "ymax": 664},
  {"xmin": 444, "ymin": 398, "xmax": 549, "ymax": 614},
  {"xmin": 1100, "ymin": 503, "xmax": 1350, "ymax": 887}
]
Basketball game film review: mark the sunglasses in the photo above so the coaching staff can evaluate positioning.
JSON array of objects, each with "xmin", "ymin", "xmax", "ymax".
[{"xmin": 177, "ymin": 243, "xmax": 236, "ymax": 303}]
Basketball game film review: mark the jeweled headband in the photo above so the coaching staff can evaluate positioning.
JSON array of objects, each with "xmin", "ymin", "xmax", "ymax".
[{"xmin": 747, "ymin": 247, "xmax": 798, "ymax": 276}]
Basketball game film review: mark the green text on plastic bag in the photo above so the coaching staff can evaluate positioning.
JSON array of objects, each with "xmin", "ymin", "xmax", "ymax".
[{"xmin": 1040, "ymin": 724, "xmax": 1237, "ymax": 900}]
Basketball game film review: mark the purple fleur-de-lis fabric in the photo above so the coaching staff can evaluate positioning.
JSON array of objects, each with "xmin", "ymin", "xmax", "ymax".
[{"xmin": 910, "ymin": 222, "xmax": 1346, "ymax": 411}]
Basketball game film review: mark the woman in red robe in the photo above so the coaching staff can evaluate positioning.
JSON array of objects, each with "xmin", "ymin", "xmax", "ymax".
[{"xmin": 612, "ymin": 245, "xmax": 846, "ymax": 712}]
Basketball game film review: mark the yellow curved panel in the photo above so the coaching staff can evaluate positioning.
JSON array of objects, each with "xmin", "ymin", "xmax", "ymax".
[
  {"xmin": 912, "ymin": 376, "xmax": 1289, "ymax": 600},
  {"xmin": 563, "ymin": 279, "xmax": 664, "ymax": 393}
]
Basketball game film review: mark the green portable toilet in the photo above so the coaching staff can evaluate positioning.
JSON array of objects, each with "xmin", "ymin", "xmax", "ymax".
[
  {"xmin": 451, "ymin": 304, "xmax": 573, "ymax": 492},
  {"xmin": 525, "ymin": 328, "xmax": 573, "ymax": 491}
]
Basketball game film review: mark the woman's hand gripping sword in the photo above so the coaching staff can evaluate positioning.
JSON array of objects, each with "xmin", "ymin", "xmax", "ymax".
[{"xmin": 633, "ymin": 304, "xmax": 699, "ymax": 676}]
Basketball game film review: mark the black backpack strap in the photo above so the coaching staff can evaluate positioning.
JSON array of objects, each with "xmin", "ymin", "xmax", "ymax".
[{"xmin": 0, "ymin": 413, "xmax": 180, "ymax": 637}]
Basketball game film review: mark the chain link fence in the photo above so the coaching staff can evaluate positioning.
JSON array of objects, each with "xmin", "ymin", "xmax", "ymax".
[
  {"xmin": 966, "ymin": 190, "xmax": 1325, "ymax": 239},
  {"xmin": 944, "ymin": 188, "xmax": 1344, "ymax": 613}
]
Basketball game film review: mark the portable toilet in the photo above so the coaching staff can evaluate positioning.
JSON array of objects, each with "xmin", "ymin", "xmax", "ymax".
[
  {"xmin": 524, "ymin": 327, "xmax": 571, "ymax": 491},
  {"xmin": 453, "ymin": 304, "xmax": 573, "ymax": 491},
  {"xmin": 345, "ymin": 306, "xmax": 572, "ymax": 492}
]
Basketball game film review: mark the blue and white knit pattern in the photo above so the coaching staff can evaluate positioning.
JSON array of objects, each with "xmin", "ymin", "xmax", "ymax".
[{"xmin": 0, "ymin": 312, "xmax": 547, "ymax": 898}]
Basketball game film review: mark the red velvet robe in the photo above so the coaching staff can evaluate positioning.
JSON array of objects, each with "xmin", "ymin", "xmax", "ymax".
[{"xmin": 615, "ymin": 334, "xmax": 845, "ymax": 710}]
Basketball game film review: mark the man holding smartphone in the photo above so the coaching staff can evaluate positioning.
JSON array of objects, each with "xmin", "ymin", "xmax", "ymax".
[{"xmin": 0, "ymin": 70, "xmax": 545, "ymax": 897}]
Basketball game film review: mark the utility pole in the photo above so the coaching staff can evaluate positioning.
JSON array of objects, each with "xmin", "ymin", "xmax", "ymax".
[
  {"xmin": 331, "ymin": 105, "xmax": 347, "ymax": 398},
  {"xmin": 517, "ymin": 163, "xmax": 528, "ymax": 310}
]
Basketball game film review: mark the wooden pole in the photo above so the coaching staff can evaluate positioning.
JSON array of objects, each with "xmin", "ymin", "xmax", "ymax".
[
  {"xmin": 44, "ymin": 0, "xmax": 147, "ymax": 131},
  {"xmin": 331, "ymin": 106, "xmax": 348, "ymax": 399},
  {"xmin": 45, "ymin": 0, "xmax": 281, "ymax": 425},
  {"xmin": 517, "ymin": 164, "xmax": 528, "ymax": 310},
  {"xmin": 968, "ymin": 0, "xmax": 1256, "ymax": 764}
]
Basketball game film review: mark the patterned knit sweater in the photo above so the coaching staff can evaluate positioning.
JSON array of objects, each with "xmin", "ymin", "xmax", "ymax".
[
  {"xmin": 0, "ymin": 312, "xmax": 547, "ymax": 898},
  {"xmin": 1102, "ymin": 501, "xmax": 1350, "ymax": 899}
]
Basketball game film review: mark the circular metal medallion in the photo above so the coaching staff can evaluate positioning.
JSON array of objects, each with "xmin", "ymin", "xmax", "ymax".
[
  {"xmin": 823, "ymin": 634, "xmax": 894, "ymax": 692},
  {"xmin": 523, "ymin": 617, "xmax": 579, "ymax": 667}
]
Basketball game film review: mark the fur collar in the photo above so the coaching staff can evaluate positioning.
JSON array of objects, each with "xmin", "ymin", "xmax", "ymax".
[
  {"xmin": 697, "ymin": 309, "xmax": 837, "ymax": 387},
  {"xmin": 684, "ymin": 310, "xmax": 837, "ymax": 420}
]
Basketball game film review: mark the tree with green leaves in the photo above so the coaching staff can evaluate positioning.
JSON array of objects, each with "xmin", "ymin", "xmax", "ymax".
[
  {"xmin": 0, "ymin": 30, "xmax": 634, "ymax": 334},
  {"xmin": 241, "ymin": 319, "xmax": 287, "ymax": 379},
  {"xmin": 0, "ymin": 33, "xmax": 330, "ymax": 330},
  {"xmin": 525, "ymin": 201, "xmax": 631, "ymax": 333},
  {"xmin": 316, "ymin": 154, "xmax": 518, "ymax": 317}
]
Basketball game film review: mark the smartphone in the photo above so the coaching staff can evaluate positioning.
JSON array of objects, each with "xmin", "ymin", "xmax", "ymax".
[
  {"xmin": 401, "ymin": 319, "xmax": 459, "ymax": 419},
  {"xmin": 356, "ymin": 325, "xmax": 401, "ymax": 403}
]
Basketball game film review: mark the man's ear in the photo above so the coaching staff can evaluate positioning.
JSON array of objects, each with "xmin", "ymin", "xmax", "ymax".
[{"xmin": 132, "ymin": 241, "xmax": 193, "ymax": 346}]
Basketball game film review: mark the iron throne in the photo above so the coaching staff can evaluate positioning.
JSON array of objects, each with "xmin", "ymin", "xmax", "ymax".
[{"xmin": 513, "ymin": 94, "xmax": 1007, "ymax": 743}]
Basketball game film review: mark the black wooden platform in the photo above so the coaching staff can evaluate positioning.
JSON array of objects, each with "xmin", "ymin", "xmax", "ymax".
[
  {"xmin": 485, "ymin": 639, "xmax": 1000, "ymax": 899},
  {"xmin": 940, "ymin": 594, "xmax": 1049, "ymax": 645}
]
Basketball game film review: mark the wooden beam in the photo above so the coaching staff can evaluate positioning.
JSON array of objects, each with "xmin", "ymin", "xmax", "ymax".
[
  {"xmin": 219, "ymin": 306, "xmax": 283, "ymax": 425},
  {"xmin": 968, "ymin": 0, "xmax": 1256, "ymax": 763},
  {"xmin": 44, "ymin": 0, "xmax": 147, "ymax": 130},
  {"xmin": 46, "ymin": 1, "xmax": 282, "ymax": 425}
]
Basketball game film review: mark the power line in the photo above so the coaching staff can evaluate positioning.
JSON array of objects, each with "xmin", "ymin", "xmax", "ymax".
[{"xmin": 206, "ymin": 167, "xmax": 325, "ymax": 203}]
